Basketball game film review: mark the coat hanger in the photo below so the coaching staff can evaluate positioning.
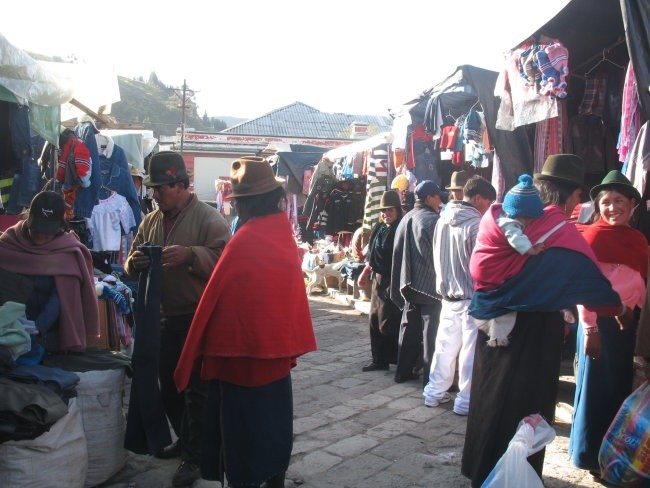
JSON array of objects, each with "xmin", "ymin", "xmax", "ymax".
[{"xmin": 584, "ymin": 49, "xmax": 626, "ymax": 77}]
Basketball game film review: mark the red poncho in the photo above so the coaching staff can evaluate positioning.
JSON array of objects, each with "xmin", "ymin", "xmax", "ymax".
[
  {"xmin": 577, "ymin": 218, "xmax": 648, "ymax": 281},
  {"xmin": 174, "ymin": 212, "xmax": 316, "ymax": 391}
]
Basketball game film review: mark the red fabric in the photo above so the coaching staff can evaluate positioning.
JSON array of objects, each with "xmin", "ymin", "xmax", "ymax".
[
  {"xmin": 471, "ymin": 204, "xmax": 598, "ymax": 290},
  {"xmin": 174, "ymin": 212, "xmax": 317, "ymax": 391},
  {"xmin": 0, "ymin": 221, "xmax": 99, "ymax": 351},
  {"xmin": 577, "ymin": 219, "xmax": 648, "ymax": 281},
  {"xmin": 440, "ymin": 126, "xmax": 459, "ymax": 149},
  {"xmin": 56, "ymin": 135, "xmax": 91, "ymax": 184}
]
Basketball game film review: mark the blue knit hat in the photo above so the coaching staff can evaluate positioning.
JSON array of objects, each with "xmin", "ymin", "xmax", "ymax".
[{"xmin": 502, "ymin": 174, "xmax": 544, "ymax": 219}]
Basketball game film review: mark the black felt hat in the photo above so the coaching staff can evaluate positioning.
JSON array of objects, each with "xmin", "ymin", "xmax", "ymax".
[{"xmin": 143, "ymin": 151, "xmax": 190, "ymax": 187}]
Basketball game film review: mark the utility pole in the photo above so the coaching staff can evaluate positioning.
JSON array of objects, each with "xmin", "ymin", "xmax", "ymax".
[
  {"xmin": 180, "ymin": 79, "xmax": 186, "ymax": 154},
  {"xmin": 171, "ymin": 80, "xmax": 197, "ymax": 155}
]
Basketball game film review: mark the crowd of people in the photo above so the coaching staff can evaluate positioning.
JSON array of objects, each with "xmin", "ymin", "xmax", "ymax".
[
  {"xmin": 358, "ymin": 154, "xmax": 650, "ymax": 487},
  {"xmin": 3, "ymin": 149, "xmax": 649, "ymax": 487}
]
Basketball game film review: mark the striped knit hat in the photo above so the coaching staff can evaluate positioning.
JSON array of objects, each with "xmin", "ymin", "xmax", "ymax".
[{"xmin": 502, "ymin": 174, "xmax": 544, "ymax": 219}]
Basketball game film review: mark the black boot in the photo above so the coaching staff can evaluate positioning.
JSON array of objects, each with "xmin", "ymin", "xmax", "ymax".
[{"xmin": 265, "ymin": 471, "xmax": 286, "ymax": 488}]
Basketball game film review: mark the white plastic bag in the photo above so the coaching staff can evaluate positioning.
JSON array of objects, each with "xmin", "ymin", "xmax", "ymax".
[{"xmin": 481, "ymin": 414, "xmax": 556, "ymax": 488}]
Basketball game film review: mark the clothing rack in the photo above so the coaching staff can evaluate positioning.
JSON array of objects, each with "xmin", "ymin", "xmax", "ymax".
[{"xmin": 572, "ymin": 38, "xmax": 627, "ymax": 76}]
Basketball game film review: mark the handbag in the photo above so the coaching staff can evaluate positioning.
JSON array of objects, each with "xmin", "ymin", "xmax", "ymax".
[{"xmin": 599, "ymin": 381, "xmax": 650, "ymax": 487}]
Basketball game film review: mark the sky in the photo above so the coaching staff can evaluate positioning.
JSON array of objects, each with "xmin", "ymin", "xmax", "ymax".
[{"xmin": 2, "ymin": 0, "xmax": 571, "ymax": 120}]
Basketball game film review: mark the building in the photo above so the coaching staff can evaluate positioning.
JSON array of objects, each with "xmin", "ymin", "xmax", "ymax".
[{"xmin": 170, "ymin": 101, "xmax": 392, "ymax": 201}]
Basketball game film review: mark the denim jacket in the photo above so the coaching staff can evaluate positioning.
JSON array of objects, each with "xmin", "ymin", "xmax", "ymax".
[{"xmin": 96, "ymin": 141, "xmax": 142, "ymax": 232}]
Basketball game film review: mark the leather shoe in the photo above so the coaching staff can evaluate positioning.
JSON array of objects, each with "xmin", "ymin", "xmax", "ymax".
[
  {"xmin": 172, "ymin": 461, "xmax": 200, "ymax": 487},
  {"xmin": 154, "ymin": 440, "xmax": 181, "ymax": 459},
  {"xmin": 362, "ymin": 362, "xmax": 389, "ymax": 372},
  {"xmin": 394, "ymin": 372, "xmax": 419, "ymax": 383}
]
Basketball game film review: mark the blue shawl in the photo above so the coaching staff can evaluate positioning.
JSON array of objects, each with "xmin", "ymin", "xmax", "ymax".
[{"xmin": 469, "ymin": 247, "xmax": 620, "ymax": 319}]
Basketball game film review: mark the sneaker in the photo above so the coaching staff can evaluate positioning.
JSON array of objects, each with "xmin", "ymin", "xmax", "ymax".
[
  {"xmin": 424, "ymin": 392, "xmax": 452, "ymax": 408},
  {"xmin": 172, "ymin": 461, "xmax": 201, "ymax": 487}
]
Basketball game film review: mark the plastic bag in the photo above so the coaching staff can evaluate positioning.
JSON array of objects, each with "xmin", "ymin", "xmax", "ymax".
[
  {"xmin": 599, "ymin": 381, "xmax": 650, "ymax": 487},
  {"xmin": 481, "ymin": 414, "xmax": 556, "ymax": 488}
]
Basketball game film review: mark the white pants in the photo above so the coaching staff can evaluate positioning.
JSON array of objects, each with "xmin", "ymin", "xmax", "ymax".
[{"xmin": 423, "ymin": 298, "xmax": 477, "ymax": 415}]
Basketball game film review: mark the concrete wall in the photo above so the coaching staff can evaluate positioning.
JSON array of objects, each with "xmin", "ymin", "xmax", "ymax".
[{"xmin": 192, "ymin": 156, "xmax": 233, "ymax": 201}]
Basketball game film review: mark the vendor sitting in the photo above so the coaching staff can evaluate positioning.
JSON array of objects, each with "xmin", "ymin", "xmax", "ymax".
[{"xmin": 0, "ymin": 191, "xmax": 98, "ymax": 360}]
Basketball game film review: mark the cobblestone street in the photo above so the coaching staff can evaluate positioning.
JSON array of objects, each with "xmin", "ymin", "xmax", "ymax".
[{"xmin": 105, "ymin": 295, "xmax": 602, "ymax": 488}]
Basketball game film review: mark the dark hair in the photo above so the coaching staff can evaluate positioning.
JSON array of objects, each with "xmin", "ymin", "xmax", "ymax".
[
  {"xmin": 233, "ymin": 186, "xmax": 287, "ymax": 218},
  {"xmin": 463, "ymin": 176, "xmax": 496, "ymax": 201},
  {"xmin": 591, "ymin": 187, "xmax": 639, "ymax": 223},
  {"xmin": 535, "ymin": 179, "xmax": 580, "ymax": 206}
]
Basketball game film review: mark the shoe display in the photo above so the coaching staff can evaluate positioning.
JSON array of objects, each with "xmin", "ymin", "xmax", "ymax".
[
  {"xmin": 362, "ymin": 362, "xmax": 389, "ymax": 372},
  {"xmin": 424, "ymin": 392, "xmax": 452, "ymax": 407},
  {"xmin": 172, "ymin": 461, "xmax": 201, "ymax": 487},
  {"xmin": 154, "ymin": 440, "xmax": 181, "ymax": 459},
  {"xmin": 394, "ymin": 372, "xmax": 419, "ymax": 383}
]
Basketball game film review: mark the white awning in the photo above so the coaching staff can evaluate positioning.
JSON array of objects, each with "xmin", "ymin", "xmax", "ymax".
[{"xmin": 323, "ymin": 132, "xmax": 393, "ymax": 160}]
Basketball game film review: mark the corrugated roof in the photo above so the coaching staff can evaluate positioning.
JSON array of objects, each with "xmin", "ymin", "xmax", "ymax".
[{"xmin": 222, "ymin": 102, "xmax": 392, "ymax": 139}]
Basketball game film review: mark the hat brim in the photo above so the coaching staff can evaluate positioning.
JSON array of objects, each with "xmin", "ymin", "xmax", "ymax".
[
  {"xmin": 445, "ymin": 185, "xmax": 463, "ymax": 190},
  {"xmin": 143, "ymin": 171, "xmax": 193, "ymax": 187},
  {"xmin": 231, "ymin": 177, "xmax": 284, "ymax": 198},
  {"xmin": 27, "ymin": 215, "xmax": 62, "ymax": 235},
  {"xmin": 589, "ymin": 183, "xmax": 642, "ymax": 202},
  {"xmin": 534, "ymin": 173, "xmax": 588, "ymax": 190}
]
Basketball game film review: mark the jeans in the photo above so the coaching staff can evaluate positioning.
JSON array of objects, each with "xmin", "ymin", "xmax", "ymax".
[{"xmin": 124, "ymin": 245, "xmax": 172, "ymax": 455}]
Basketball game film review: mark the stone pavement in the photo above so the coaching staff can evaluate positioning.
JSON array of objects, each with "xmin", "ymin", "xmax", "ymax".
[{"xmin": 103, "ymin": 295, "xmax": 602, "ymax": 488}]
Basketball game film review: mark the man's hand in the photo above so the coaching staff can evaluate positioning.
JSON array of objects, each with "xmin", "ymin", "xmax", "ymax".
[
  {"xmin": 129, "ymin": 250, "xmax": 151, "ymax": 271},
  {"xmin": 162, "ymin": 245, "xmax": 192, "ymax": 268}
]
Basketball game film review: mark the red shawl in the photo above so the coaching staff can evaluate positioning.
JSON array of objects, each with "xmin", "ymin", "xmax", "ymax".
[
  {"xmin": 0, "ymin": 221, "xmax": 99, "ymax": 351},
  {"xmin": 471, "ymin": 204, "xmax": 598, "ymax": 290},
  {"xmin": 577, "ymin": 218, "xmax": 648, "ymax": 280},
  {"xmin": 174, "ymin": 212, "xmax": 317, "ymax": 391}
]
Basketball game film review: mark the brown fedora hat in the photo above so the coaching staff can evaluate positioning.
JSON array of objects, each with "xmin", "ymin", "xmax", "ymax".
[
  {"xmin": 378, "ymin": 190, "xmax": 402, "ymax": 210},
  {"xmin": 446, "ymin": 171, "xmax": 470, "ymax": 190},
  {"xmin": 534, "ymin": 154, "xmax": 586, "ymax": 189},
  {"xmin": 230, "ymin": 156, "xmax": 284, "ymax": 197}
]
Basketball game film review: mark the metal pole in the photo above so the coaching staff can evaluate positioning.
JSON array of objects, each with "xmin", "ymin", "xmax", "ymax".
[{"xmin": 180, "ymin": 79, "xmax": 187, "ymax": 155}]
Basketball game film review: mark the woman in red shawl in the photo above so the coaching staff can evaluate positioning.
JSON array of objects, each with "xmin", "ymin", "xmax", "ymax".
[
  {"xmin": 569, "ymin": 171, "xmax": 648, "ymax": 478},
  {"xmin": 174, "ymin": 156, "xmax": 316, "ymax": 488}
]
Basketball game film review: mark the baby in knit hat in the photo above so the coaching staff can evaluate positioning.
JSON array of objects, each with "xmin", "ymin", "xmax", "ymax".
[
  {"xmin": 476, "ymin": 174, "xmax": 547, "ymax": 347},
  {"xmin": 497, "ymin": 174, "xmax": 546, "ymax": 256}
]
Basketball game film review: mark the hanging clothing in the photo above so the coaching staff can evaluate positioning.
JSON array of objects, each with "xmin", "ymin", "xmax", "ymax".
[
  {"xmin": 86, "ymin": 192, "xmax": 137, "ymax": 252},
  {"xmin": 624, "ymin": 120, "xmax": 650, "ymax": 197},
  {"xmin": 567, "ymin": 114, "xmax": 618, "ymax": 188},
  {"xmin": 73, "ymin": 121, "xmax": 101, "ymax": 219},
  {"xmin": 534, "ymin": 101, "xmax": 568, "ymax": 173},
  {"xmin": 361, "ymin": 158, "xmax": 388, "ymax": 232},
  {"xmin": 95, "ymin": 134, "xmax": 141, "ymax": 232}
]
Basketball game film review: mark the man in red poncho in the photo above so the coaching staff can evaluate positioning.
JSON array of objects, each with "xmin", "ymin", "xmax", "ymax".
[{"xmin": 175, "ymin": 156, "xmax": 317, "ymax": 488}]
